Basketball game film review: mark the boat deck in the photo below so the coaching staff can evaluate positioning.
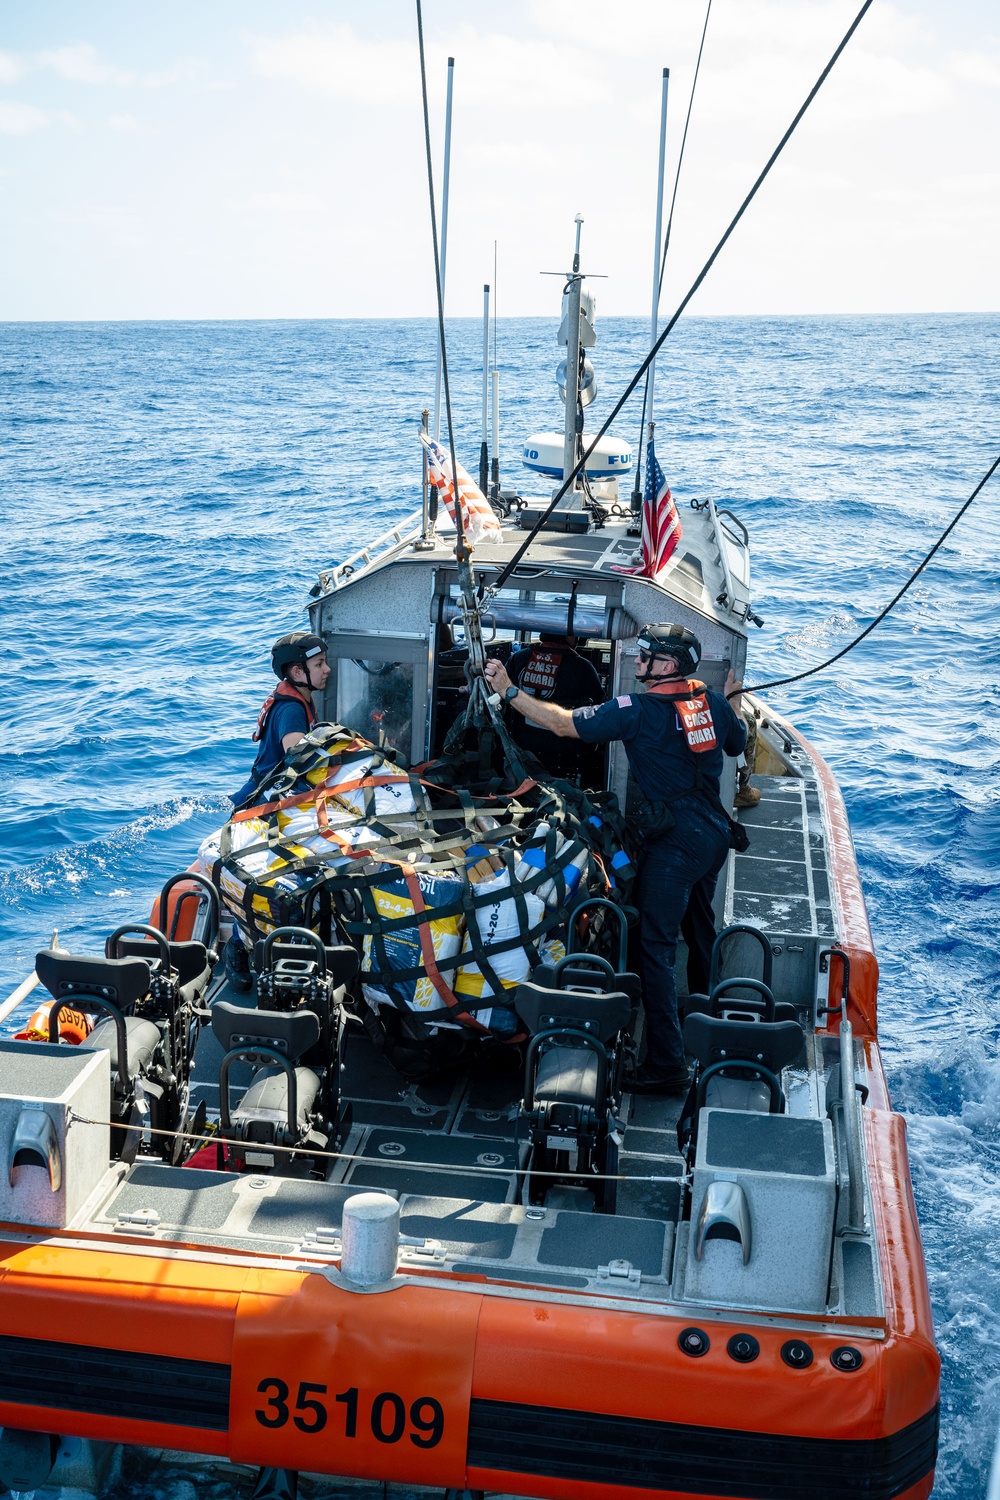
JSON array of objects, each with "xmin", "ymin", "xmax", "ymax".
[{"xmin": 63, "ymin": 770, "xmax": 834, "ymax": 1309}]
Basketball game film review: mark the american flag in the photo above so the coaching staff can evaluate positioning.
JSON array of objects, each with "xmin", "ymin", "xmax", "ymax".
[
  {"xmin": 617, "ymin": 436, "xmax": 682, "ymax": 579},
  {"xmin": 420, "ymin": 433, "xmax": 502, "ymax": 549}
]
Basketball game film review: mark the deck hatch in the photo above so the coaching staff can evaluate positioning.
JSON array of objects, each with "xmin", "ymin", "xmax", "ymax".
[
  {"xmin": 0, "ymin": 1334, "xmax": 231, "ymax": 1431},
  {"xmin": 467, "ymin": 1397, "xmax": 938, "ymax": 1498}
]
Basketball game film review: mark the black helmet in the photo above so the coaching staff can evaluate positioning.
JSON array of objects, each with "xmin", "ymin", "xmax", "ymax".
[
  {"xmin": 271, "ymin": 632, "xmax": 326, "ymax": 679},
  {"xmin": 637, "ymin": 623, "xmax": 702, "ymax": 676}
]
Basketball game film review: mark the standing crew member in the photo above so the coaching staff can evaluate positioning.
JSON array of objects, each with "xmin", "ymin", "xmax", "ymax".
[
  {"xmin": 485, "ymin": 624, "xmax": 746, "ymax": 1094},
  {"xmin": 231, "ymin": 632, "xmax": 330, "ymax": 809},
  {"xmin": 505, "ymin": 631, "xmax": 604, "ymax": 783}
]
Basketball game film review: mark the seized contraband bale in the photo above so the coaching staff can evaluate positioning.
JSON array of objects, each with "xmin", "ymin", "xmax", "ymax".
[{"xmin": 200, "ymin": 726, "xmax": 635, "ymax": 1038}]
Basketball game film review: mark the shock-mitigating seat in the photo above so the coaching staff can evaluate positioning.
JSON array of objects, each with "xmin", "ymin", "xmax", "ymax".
[
  {"xmin": 211, "ymin": 1001, "xmax": 325, "ymax": 1166},
  {"xmin": 34, "ymin": 947, "xmax": 164, "ymax": 1161},
  {"xmin": 516, "ymin": 953, "xmax": 633, "ymax": 1214},
  {"xmin": 211, "ymin": 927, "xmax": 357, "ymax": 1173},
  {"xmin": 678, "ymin": 977, "xmax": 805, "ymax": 1157}
]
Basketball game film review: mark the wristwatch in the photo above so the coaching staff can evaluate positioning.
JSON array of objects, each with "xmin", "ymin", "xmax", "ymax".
[{"xmin": 504, "ymin": 684, "xmax": 520, "ymax": 703}]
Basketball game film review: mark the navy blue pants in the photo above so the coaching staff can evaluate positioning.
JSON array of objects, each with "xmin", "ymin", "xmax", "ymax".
[{"xmin": 637, "ymin": 798, "xmax": 730, "ymax": 1072}]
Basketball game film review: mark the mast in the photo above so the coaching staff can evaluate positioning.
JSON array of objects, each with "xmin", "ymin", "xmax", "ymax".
[
  {"xmin": 491, "ymin": 367, "xmax": 500, "ymax": 499},
  {"xmin": 648, "ymin": 67, "xmax": 669, "ymax": 427},
  {"xmin": 561, "ymin": 214, "xmax": 584, "ymax": 504},
  {"xmin": 432, "ymin": 56, "xmax": 455, "ymax": 441},
  {"xmin": 480, "ymin": 283, "xmax": 490, "ymax": 496},
  {"xmin": 415, "ymin": 407, "xmax": 435, "ymax": 549}
]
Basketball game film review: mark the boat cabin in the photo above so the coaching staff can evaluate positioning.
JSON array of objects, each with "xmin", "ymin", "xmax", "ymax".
[{"xmin": 307, "ymin": 492, "xmax": 753, "ymax": 816}]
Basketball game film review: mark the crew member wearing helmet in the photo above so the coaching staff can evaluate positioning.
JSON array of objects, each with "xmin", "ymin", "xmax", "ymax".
[
  {"xmin": 224, "ymin": 632, "xmax": 331, "ymax": 992},
  {"xmin": 231, "ymin": 632, "xmax": 330, "ymax": 810},
  {"xmin": 485, "ymin": 623, "xmax": 746, "ymax": 1094}
]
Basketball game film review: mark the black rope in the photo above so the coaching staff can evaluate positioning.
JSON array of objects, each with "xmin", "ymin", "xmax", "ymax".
[
  {"xmin": 415, "ymin": 0, "xmax": 467, "ymax": 563},
  {"xmin": 493, "ymin": 0, "xmax": 874, "ymax": 596},
  {"xmin": 736, "ymin": 450, "xmax": 1000, "ymax": 699},
  {"xmin": 634, "ymin": 0, "xmax": 714, "ymax": 507}
]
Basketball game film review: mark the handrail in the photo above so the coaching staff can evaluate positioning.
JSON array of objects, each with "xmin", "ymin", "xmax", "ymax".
[
  {"xmin": 567, "ymin": 897, "xmax": 629, "ymax": 972},
  {"xmin": 705, "ymin": 494, "xmax": 738, "ymax": 611},
  {"xmin": 709, "ymin": 923, "xmax": 774, "ymax": 992},
  {"xmin": 0, "ymin": 971, "xmax": 41, "ymax": 1026},
  {"xmin": 219, "ymin": 1044, "xmax": 299, "ymax": 1141},
  {"xmin": 717, "ymin": 507, "xmax": 749, "ymax": 547},
  {"xmin": 839, "ymin": 1014, "xmax": 866, "ymax": 1233},
  {"xmin": 315, "ymin": 508, "xmax": 426, "ymax": 595},
  {"xmin": 1, "ymin": 930, "xmax": 61, "ymax": 1026}
]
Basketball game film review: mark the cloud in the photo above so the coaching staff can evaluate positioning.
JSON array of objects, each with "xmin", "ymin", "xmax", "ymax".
[
  {"xmin": 0, "ymin": 49, "xmax": 27, "ymax": 84},
  {"xmin": 38, "ymin": 43, "xmax": 132, "ymax": 86},
  {"xmin": 0, "ymin": 101, "xmax": 47, "ymax": 135},
  {"xmin": 247, "ymin": 26, "xmax": 417, "ymax": 106},
  {"xmin": 517, "ymin": 0, "xmax": 945, "ymax": 125},
  {"xmin": 525, "ymin": 0, "xmax": 929, "ymax": 62},
  {"xmin": 802, "ymin": 49, "xmax": 951, "ymax": 123},
  {"xmin": 224, "ymin": 189, "xmax": 325, "ymax": 216},
  {"xmin": 950, "ymin": 52, "xmax": 1000, "ymax": 88},
  {"xmin": 52, "ymin": 200, "xmax": 148, "ymax": 250},
  {"xmin": 109, "ymin": 112, "xmax": 150, "ymax": 134}
]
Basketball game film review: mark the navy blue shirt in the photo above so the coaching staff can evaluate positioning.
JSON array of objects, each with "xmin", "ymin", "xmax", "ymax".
[
  {"xmin": 573, "ymin": 686, "xmax": 746, "ymax": 803},
  {"xmin": 232, "ymin": 696, "xmax": 311, "ymax": 807}
]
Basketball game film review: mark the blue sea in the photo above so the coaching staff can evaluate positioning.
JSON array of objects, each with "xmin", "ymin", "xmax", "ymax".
[{"xmin": 1, "ymin": 313, "xmax": 998, "ymax": 1497}]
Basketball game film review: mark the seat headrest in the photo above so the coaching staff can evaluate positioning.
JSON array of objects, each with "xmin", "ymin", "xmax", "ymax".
[
  {"xmin": 682, "ymin": 1011, "xmax": 804, "ymax": 1074},
  {"xmin": 35, "ymin": 950, "xmax": 151, "ymax": 1010},
  {"xmin": 210, "ymin": 1001, "xmax": 320, "ymax": 1062},
  {"xmin": 683, "ymin": 994, "xmax": 798, "ymax": 1025},
  {"xmin": 113, "ymin": 937, "xmax": 209, "ymax": 987},
  {"xmin": 253, "ymin": 939, "xmax": 359, "ymax": 990},
  {"xmin": 514, "ymin": 980, "xmax": 630, "ymax": 1044}
]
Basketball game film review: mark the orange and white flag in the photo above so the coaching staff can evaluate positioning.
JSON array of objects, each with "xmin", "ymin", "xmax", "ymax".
[{"xmin": 420, "ymin": 432, "xmax": 502, "ymax": 548}]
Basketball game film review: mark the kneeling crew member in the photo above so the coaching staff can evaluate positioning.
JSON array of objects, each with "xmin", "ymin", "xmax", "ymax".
[
  {"xmin": 225, "ymin": 632, "xmax": 330, "ymax": 991},
  {"xmin": 506, "ymin": 631, "xmax": 604, "ymax": 782},
  {"xmin": 231, "ymin": 632, "xmax": 330, "ymax": 810},
  {"xmin": 486, "ymin": 623, "xmax": 745, "ymax": 1095}
]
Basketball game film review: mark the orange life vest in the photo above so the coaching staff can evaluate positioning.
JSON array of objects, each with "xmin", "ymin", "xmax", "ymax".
[
  {"xmin": 252, "ymin": 681, "xmax": 317, "ymax": 743},
  {"xmin": 645, "ymin": 678, "xmax": 718, "ymax": 754}
]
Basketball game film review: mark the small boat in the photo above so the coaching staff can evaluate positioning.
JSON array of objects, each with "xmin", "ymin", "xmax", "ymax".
[{"xmin": 0, "ymin": 37, "xmax": 939, "ymax": 1500}]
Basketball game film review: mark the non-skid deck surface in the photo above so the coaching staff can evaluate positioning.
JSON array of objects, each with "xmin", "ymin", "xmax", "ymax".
[
  {"xmin": 191, "ymin": 981, "xmax": 684, "ymax": 1204},
  {"xmin": 86, "ymin": 987, "xmax": 685, "ymax": 1293},
  {"xmin": 729, "ymin": 771, "xmax": 835, "ymax": 939}
]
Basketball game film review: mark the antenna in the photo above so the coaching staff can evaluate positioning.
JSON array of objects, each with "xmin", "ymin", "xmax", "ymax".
[
  {"xmin": 648, "ymin": 68, "xmax": 669, "ymax": 425},
  {"xmin": 480, "ymin": 284, "xmax": 490, "ymax": 496},
  {"xmin": 431, "ymin": 56, "xmax": 455, "ymax": 441}
]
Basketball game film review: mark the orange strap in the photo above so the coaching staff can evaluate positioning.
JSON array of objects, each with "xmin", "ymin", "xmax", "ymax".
[{"xmin": 401, "ymin": 867, "xmax": 489, "ymax": 1032}]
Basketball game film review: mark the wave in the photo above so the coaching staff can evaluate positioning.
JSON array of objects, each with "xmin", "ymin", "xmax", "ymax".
[{"xmin": 2, "ymin": 313, "xmax": 998, "ymax": 1491}]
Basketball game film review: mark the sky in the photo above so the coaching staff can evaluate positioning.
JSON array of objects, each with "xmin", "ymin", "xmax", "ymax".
[{"xmin": 0, "ymin": 0, "xmax": 998, "ymax": 320}]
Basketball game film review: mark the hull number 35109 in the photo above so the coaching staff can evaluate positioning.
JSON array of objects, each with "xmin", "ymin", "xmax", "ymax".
[{"xmin": 255, "ymin": 1379, "xmax": 445, "ymax": 1447}]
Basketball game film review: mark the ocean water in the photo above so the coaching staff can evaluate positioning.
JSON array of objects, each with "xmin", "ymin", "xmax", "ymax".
[{"xmin": 2, "ymin": 312, "xmax": 999, "ymax": 1496}]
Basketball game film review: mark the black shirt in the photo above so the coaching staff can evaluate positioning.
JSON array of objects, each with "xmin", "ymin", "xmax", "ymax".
[{"xmin": 508, "ymin": 644, "xmax": 604, "ymax": 780}]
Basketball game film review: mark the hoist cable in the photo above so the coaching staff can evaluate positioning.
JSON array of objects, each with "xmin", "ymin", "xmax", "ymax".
[
  {"xmin": 492, "ymin": 0, "xmax": 875, "ymax": 597},
  {"xmin": 738, "ymin": 449, "xmax": 1000, "ymax": 698},
  {"xmin": 416, "ymin": 1, "xmax": 522, "ymax": 773}
]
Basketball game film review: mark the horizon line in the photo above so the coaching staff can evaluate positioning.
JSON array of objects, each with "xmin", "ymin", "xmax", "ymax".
[{"xmin": 1, "ymin": 308, "xmax": 997, "ymax": 327}]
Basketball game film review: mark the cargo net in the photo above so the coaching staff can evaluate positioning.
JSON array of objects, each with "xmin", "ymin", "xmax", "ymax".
[{"xmin": 197, "ymin": 726, "xmax": 635, "ymax": 1038}]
